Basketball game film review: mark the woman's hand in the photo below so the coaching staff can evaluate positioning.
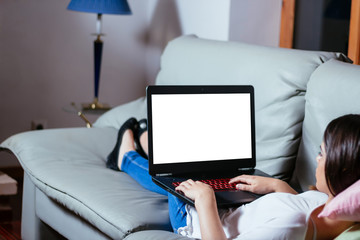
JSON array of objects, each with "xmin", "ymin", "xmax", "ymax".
[
  {"xmin": 229, "ymin": 175, "xmax": 298, "ymax": 195},
  {"xmin": 176, "ymin": 180, "xmax": 227, "ymax": 240},
  {"xmin": 175, "ymin": 179, "xmax": 214, "ymax": 204}
]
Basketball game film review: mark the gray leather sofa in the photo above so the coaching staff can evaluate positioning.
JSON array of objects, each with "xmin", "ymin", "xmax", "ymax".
[{"xmin": 2, "ymin": 35, "xmax": 360, "ymax": 239}]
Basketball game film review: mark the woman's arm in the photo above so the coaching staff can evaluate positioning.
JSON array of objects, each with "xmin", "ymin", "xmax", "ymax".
[
  {"xmin": 229, "ymin": 175, "xmax": 298, "ymax": 195},
  {"xmin": 175, "ymin": 180, "xmax": 227, "ymax": 240}
]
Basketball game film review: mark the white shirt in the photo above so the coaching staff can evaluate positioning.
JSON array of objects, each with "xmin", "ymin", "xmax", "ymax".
[{"xmin": 177, "ymin": 191, "xmax": 328, "ymax": 240}]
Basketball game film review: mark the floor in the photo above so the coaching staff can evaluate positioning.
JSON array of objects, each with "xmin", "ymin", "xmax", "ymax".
[
  {"xmin": 0, "ymin": 222, "xmax": 21, "ymax": 240},
  {"xmin": 0, "ymin": 167, "xmax": 23, "ymax": 240}
]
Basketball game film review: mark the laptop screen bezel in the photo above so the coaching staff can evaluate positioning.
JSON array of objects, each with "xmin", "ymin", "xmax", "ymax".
[{"xmin": 147, "ymin": 85, "xmax": 256, "ymax": 176}]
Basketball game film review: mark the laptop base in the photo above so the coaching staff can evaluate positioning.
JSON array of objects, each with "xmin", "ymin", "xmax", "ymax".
[{"xmin": 152, "ymin": 169, "xmax": 270, "ymax": 208}]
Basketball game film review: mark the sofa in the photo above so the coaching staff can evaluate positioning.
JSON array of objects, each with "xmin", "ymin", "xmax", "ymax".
[{"xmin": 1, "ymin": 35, "xmax": 360, "ymax": 240}]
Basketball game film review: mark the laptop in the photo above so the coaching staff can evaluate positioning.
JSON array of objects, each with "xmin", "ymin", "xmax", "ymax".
[{"xmin": 146, "ymin": 85, "xmax": 270, "ymax": 208}]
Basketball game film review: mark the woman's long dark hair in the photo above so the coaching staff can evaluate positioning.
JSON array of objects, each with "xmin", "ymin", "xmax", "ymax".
[{"xmin": 324, "ymin": 114, "xmax": 360, "ymax": 196}]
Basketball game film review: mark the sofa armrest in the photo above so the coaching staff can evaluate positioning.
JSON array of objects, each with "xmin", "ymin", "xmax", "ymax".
[
  {"xmin": 0, "ymin": 127, "xmax": 116, "ymax": 176},
  {"xmin": 0, "ymin": 127, "xmax": 171, "ymax": 239}
]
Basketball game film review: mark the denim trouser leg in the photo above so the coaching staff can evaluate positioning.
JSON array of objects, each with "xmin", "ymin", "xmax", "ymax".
[
  {"xmin": 121, "ymin": 151, "xmax": 187, "ymax": 231},
  {"xmin": 168, "ymin": 194, "xmax": 187, "ymax": 232},
  {"xmin": 121, "ymin": 151, "xmax": 167, "ymax": 195}
]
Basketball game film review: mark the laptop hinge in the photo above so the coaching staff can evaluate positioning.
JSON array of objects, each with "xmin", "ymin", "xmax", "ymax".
[
  {"xmin": 238, "ymin": 168, "xmax": 253, "ymax": 171},
  {"xmin": 156, "ymin": 173, "xmax": 172, "ymax": 177}
]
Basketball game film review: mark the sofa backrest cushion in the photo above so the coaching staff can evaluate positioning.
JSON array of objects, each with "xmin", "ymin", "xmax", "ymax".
[
  {"xmin": 155, "ymin": 35, "xmax": 348, "ymax": 180},
  {"xmin": 292, "ymin": 59, "xmax": 360, "ymax": 191}
]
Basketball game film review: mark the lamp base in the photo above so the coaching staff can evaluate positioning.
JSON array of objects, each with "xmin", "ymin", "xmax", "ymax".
[{"xmin": 82, "ymin": 98, "xmax": 110, "ymax": 113}]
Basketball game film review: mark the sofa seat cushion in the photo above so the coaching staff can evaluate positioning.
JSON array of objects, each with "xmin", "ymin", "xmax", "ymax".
[
  {"xmin": 292, "ymin": 59, "xmax": 360, "ymax": 191},
  {"xmin": 124, "ymin": 230, "xmax": 195, "ymax": 240},
  {"xmin": 0, "ymin": 128, "xmax": 171, "ymax": 239},
  {"xmin": 154, "ymin": 35, "xmax": 349, "ymax": 180}
]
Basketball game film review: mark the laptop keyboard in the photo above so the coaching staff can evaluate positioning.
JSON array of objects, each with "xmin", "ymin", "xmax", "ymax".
[{"xmin": 172, "ymin": 178, "xmax": 238, "ymax": 192}]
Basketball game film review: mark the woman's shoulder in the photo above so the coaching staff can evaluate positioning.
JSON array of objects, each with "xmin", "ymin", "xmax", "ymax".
[{"xmin": 298, "ymin": 190, "xmax": 328, "ymax": 202}]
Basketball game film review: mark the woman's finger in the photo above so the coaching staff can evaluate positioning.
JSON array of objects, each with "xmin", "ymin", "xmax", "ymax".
[
  {"xmin": 235, "ymin": 183, "xmax": 253, "ymax": 191},
  {"xmin": 229, "ymin": 175, "xmax": 253, "ymax": 184},
  {"xmin": 176, "ymin": 179, "xmax": 195, "ymax": 191},
  {"xmin": 179, "ymin": 179, "xmax": 193, "ymax": 186}
]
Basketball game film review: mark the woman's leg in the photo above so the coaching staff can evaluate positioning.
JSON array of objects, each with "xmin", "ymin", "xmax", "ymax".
[
  {"xmin": 121, "ymin": 150, "xmax": 168, "ymax": 195},
  {"xmin": 120, "ymin": 129, "xmax": 187, "ymax": 230},
  {"xmin": 139, "ymin": 131, "xmax": 148, "ymax": 156},
  {"xmin": 168, "ymin": 194, "xmax": 187, "ymax": 232},
  {"xmin": 118, "ymin": 129, "xmax": 167, "ymax": 195}
]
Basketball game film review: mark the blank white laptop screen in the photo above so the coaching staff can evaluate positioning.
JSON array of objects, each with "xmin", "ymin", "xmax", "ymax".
[{"xmin": 151, "ymin": 93, "xmax": 252, "ymax": 164}]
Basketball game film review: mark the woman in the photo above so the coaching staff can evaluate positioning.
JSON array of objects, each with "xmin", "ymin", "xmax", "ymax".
[{"xmin": 107, "ymin": 114, "xmax": 360, "ymax": 239}]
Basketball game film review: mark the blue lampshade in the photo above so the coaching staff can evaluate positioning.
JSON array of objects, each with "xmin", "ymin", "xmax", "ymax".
[{"xmin": 67, "ymin": 0, "xmax": 131, "ymax": 15}]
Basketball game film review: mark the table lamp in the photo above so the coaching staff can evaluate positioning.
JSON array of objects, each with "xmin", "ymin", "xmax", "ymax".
[{"xmin": 67, "ymin": 0, "xmax": 132, "ymax": 111}]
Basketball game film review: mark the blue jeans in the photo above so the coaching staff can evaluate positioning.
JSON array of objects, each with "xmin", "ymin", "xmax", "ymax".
[{"xmin": 121, "ymin": 151, "xmax": 187, "ymax": 232}]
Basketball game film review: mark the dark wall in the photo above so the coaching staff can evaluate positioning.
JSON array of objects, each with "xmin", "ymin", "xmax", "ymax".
[{"xmin": 293, "ymin": 0, "xmax": 351, "ymax": 55}]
